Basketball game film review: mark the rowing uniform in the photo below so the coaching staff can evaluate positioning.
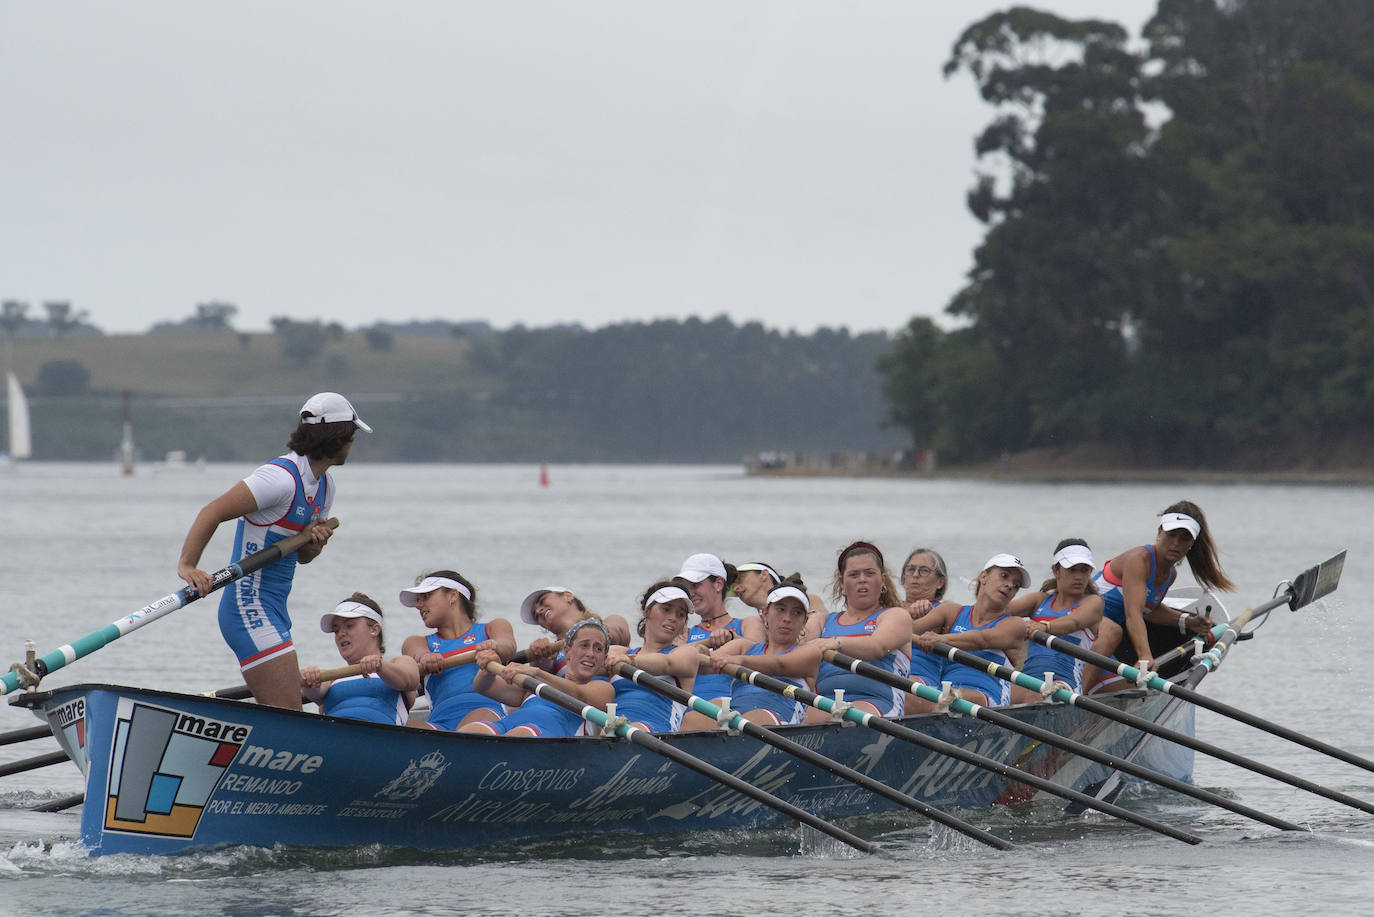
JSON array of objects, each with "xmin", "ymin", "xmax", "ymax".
[
  {"xmin": 1095, "ymin": 545, "xmax": 1176, "ymax": 626},
  {"xmin": 815, "ymin": 610, "xmax": 910, "ymax": 716},
  {"xmin": 422, "ymin": 623, "xmax": 499, "ymax": 730},
  {"xmin": 942, "ymin": 605, "xmax": 1011, "ymax": 706},
  {"xmin": 1024, "ymin": 595, "xmax": 1095, "ymax": 691},
  {"xmin": 908, "ymin": 644, "xmax": 945, "ymax": 687},
  {"xmin": 686, "ymin": 619, "xmax": 744, "ymax": 701},
  {"xmin": 218, "ymin": 452, "xmax": 331, "ymax": 671},
  {"xmin": 728, "ymin": 643, "xmax": 807, "ymax": 725},
  {"xmin": 609, "ymin": 646, "xmax": 687, "ymax": 732},
  {"xmin": 471, "ymin": 677, "xmax": 612, "ymax": 737},
  {"xmin": 319, "ymin": 674, "xmax": 408, "ymax": 726}
]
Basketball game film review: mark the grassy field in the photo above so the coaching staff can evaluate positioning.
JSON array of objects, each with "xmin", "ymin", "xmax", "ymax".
[{"xmin": 4, "ymin": 330, "xmax": 487, "ymax": 398}]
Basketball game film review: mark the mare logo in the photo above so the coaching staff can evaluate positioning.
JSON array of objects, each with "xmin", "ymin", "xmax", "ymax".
[
  {"xmin": 376, "ymin": 751, "xmax": 449, "ymax": 802},
  {"xmin": 48, "ymin": 703, "xmax": 88, "ymax": 758},
  {"xmin": 103, "ymin": 698, "xmax": 250, "ymax": 839}
]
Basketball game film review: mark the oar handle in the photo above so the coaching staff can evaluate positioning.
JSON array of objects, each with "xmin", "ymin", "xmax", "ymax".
[
  {"xmin": 305, "ymin": 640, "xmax": 559, "ymax": 685},
  {"xmin": 502, "ymin": 663, "xmax": 877, "ymax": 854},
  {"xmin": 2, "ymin": 518, "xmax": 341, "ymax": 696},
  {"xmin": 727, "ymin": 651, "xmax": 1201, "ymax": 843},
  {"xmin": 613, "ymin": 659, "xmax": 1013, "ymax": 850}
]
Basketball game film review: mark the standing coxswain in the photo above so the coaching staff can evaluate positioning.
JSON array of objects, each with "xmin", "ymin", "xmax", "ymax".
[{"xmin": 177, "ymin": 392, "xmax": 370, "ymax": 709}]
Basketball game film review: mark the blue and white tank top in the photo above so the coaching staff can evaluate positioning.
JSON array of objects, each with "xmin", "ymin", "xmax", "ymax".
[{"xmin": 1095, "ymin": 545, "xmax": 1176, "ymax": 626}]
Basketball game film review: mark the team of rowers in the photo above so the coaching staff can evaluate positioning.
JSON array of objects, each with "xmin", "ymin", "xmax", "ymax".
[{"xmin": 300, "ymin": 498, "xmax": 1233, "ymax": 737}]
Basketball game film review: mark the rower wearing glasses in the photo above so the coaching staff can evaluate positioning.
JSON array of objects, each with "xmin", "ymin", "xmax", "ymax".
[{"xmin": 898, "ymin": 547, "xmax": 950, "ymax": 714}]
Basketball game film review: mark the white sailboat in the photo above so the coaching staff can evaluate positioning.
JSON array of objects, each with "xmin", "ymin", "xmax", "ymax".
[
  {"xmin": 119, "ymin": 390, "xmax": 136, "ymax": 475},
  {"xmin": 5, "ymin": 371, "xmax": 32, "ymax": 461}
]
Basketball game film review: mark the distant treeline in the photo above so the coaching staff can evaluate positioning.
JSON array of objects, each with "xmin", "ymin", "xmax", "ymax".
[
  {"xmin": 10, "ymin": 317, "xmax": 905, "ymax": 463},
  {"xmin": 878, "ymin": 1, "xmax": 1374, "ymax": 468}
]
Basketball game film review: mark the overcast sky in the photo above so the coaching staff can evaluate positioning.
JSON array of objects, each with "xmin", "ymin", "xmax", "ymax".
[{"xmin": 1, "ymin": 1, "xmax": 1159, "ymax": 336}]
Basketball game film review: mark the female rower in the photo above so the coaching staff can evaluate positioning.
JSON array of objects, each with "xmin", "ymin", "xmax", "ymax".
[
  {"xmin": 709, "ymin": 580, "xmax": 821, "ymax": 725},
  {"xmin": 803, "ymin": 541, "xmax": 912, "ymax": 723},
  {"xmin": 734, "ymin": 561, "xmax": 829, "ymax": 618},
  {"xmin": 1085, "ymin": 500, "xmax": 1233, "ymax": 693},
  {"xmin": 519, "ymin": 586, "xmax": 631, "ymax": 674},
  {"xmin": 909, "ymin": 554, "xmax": 1033, "ymax": 711},
  {"xmin": 399, "ymin": 570, "xmax": 517, "ymax": 729},
  {"xmin": 1004, "ymin": 540, "xmax": 1104, "ymax": 704},
  {"xmin": 302, "ymin": 593, "xmax": 420, "ymax": 725},
  {"xmin": 900, "ymin": 547, "xmax": 948, "ymax": 620},
  {"xmin": 177, "ymin": 392, "xmax": 370, "ymax": 709},
  {"xmin": 460, "ymin": 617, "xmax": 615, "ymax": 737},
  {"xmin": 603, "ymin": 582, "xmax": 698, "ymax": 732},
  {"xmin": 678, "ymin": 553, "xmax": 766, "ymax": 730}
]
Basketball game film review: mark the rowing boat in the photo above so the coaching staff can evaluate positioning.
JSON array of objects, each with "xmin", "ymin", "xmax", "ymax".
[{"xmin": 13, "ymin": 671, "xmax": 1196, "ymax": 856}]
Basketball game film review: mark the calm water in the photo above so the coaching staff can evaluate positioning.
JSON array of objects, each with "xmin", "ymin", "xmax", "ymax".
[{"xmin": 3, "ymin": 462, "xmax": 1373, "ymax": 916}]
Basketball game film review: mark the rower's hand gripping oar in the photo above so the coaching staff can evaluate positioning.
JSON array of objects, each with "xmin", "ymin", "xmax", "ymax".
[
  {"xmin": 623, "ymin": 657, "xmax": 1012, "ymax": 850},
  {"xmin": 481, "ymin": 659, "xmax": 879, "ymax": 854},
  {"xmin": 932, "ymin": 639, "xmax": 1374, "ymax": 817},
  {"xmin": 834, "ymin": 647, "xmax": 1304, "ymax": 832},
  {"xmin": 2, "ymin": 519, "xmax": 340, "ymax": 696},
  {"xmin": 710, "ymin": 657, "xmax": 1201, "ymax": 843},
  {"xmin": 1030, "ymin": 552, "xmax": 1373, "ymax": 774},
  {"xmin": 307, "ymin": 640, "xmax": 563, "ymax": 685}
]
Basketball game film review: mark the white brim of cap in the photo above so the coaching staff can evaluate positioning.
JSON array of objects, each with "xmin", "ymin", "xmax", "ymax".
[{"xmin": 520, "ymin": 586, "xmax": 571, "ymax": 625}]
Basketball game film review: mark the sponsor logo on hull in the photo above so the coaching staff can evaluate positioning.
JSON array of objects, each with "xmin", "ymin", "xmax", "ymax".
[{"xmin": 103, "ymin": 698, "xmax": 251, "ymax": 840}]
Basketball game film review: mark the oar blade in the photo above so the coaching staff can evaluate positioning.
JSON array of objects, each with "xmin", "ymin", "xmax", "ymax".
[{"xmin": 1288, "ymin": 550, "xmax": 1345, "ymax": 610}]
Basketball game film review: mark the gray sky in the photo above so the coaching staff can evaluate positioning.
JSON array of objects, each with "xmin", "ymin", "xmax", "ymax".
[{"xmin": 1, "ymin": 1, "xmax": 1159, "ymax": 335}]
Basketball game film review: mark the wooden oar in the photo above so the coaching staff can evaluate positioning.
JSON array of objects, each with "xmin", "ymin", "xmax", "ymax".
[
  {"xmin": 1031, "ymin": 551, "xmax": 1371, "ymax": 774},
  {"xmin": 823, "ymin": 649, "xmax": 1304, "ymax": 832},
  {"xmin": 483, "ymin": 660, "xmax": 878, "ymax": 854},
  {"xmin": 2, "ymin": 519, "xmax": 340, "ymax": 696},
  {"xmin": 0, "ymin": 724, "xmax": 53, "ymax": 747},
  {"xmin": 616, "ymin": 659, "xmax": 1012, "ymax": 850},
  {"xmin": 307, "ymin": 641, "xmax": 561, "ymax": 685},
  {"xmin": 32, "ymin": 793, "xmax": 84, "ymax": 813},
  {"xmin": 708, "ymin": 659, "xmax": 1200, "ymax": 843},
  {"xmin": 933, "ymin": 641, "xmax": 1374, "ymax": 816},
  {"xmin": 0, "ymin": 749, "xmax": 68, "ymax": 778}
]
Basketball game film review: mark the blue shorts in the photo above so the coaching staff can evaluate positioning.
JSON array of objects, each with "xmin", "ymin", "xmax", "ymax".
[
  {"xmin": 218, "ymin": 589, "xmax": 294, "ymax": 671},
  {"xmin": 908, "ymin": 647, "xmax": 944, "ymax": 686},
  {"xmin": 1022, "ymin": 647, "xmax": 1086, "ymax": 693},
  {"xmin": 427, "ymin": 696, "xmax": 504, "ymax": 730}
]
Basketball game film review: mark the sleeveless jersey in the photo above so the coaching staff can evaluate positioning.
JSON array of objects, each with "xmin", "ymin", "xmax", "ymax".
[
  {"xmin": 422, "ymin": 622, "xmax": 499, "ymax": 730},
  {"xmin": 218, "ymin": 455, "xmax": 330, "ymax": 669},
  {"xmin": 609, "ymin": 646, "xmax": 686, "ymax": 732},
  {"xmin": 1024, "ymin": 594, "xmax": 1095, "ymax": 691},
  {"xmin": 815, "ymin": 610, "xmax": 909, "ymax": 716},
  {"xmin": 1095, "ymin": 545, "xmax": 1176, "ymax": 626},
  {"xmin": 728, "ymin": 642, "xmax": 807, "ymax": 725},
  {"xmin": 943, "ymin": 605, "xmax": 1011, "ymax": 706},
  {"xmin": 320, "ymin": 674, "xmax": 407, "ymax": 726},
  {"xmin": 487, "ymin": 677, "xmax": 612, "ymax": 737},
  {"xmin": 686, "ymin": 618, "xmax": 744, "ymax": 701}
]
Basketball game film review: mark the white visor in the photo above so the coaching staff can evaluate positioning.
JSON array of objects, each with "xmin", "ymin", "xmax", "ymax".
[
  {"xmin": 766, "ymin": 585, "xmax": 809, "ymax": 608},
  {"xmin": 320, "ymin": 600, "xmax": 383, "ymax": 633},
  {"xmin": 399, "ymin": 576, "xmax": 472, "ymax": 607},
  {"xmin": 1052, "ymin": 545, "xmax": 1095, "ymax": 570},
  {"xmin": 1160, "ymin": 512, "xmax": 1201, "ymax": 539},
  {"xmin": 520, "ymin": 586, "xmax": 572, "ymax": 625},
  {"xmin": 644, "ymin": 586, "xmax": 693, "ymax": 611},
  {"xmin": 980, "ymin": 553, "xmax": 1033, "ymax": 589},
  {"xmin": 737, "ymin": 563, "xmax": 782, "ymax": 584}
]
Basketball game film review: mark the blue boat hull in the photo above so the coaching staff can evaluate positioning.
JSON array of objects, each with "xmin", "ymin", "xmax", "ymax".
[{"xmin": 27, "ymin": 683, "xmax": 1194, "ymax": 855}]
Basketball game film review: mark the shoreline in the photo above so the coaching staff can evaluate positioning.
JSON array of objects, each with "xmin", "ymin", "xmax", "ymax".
[{"xmin": 747, "ymin": 465, "xmax": 1374, "ymax": 485}]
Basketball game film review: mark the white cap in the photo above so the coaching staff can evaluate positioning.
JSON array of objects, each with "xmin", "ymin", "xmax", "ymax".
[
  {"xmin": 643, "ymin": 585, "xmax": 694, "ymax": 610},
  {"xmin": 399, "ymin": 576, "xmax": 472, "ymax": 607},
  {"xmin": 520, "ymin": 586, "xmax": 572, "ymax": 625},
  {"xmin": 1052, "ymin": 544, "xmax": 1095, "ymax": 570},
  {"xmin": 981, "ymin": 553, "xmax": 1033, "ymax": 589},
  {"xmin": 300, "ymin": 392, "xmax": 372, "ymax": 433},
  {"xmin": 677, "ymin": 553, "xmax": 727, "ymax": 583},
  {"xmin": 765, "ymin": 585, "xmax": 809, "ymax": 608},
  {"xmin": 1160, "ymin": 512, "xmax": 1201, "ymax": 539},
  {"xmin": 320, "ymin": 599, "xmax": 383, "ymax": 633}
]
